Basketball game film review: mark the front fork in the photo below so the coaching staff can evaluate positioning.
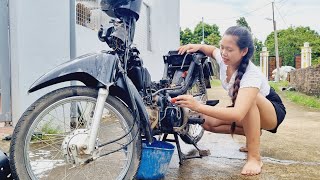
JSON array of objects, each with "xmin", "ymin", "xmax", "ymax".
[{"xmin": 86, "ymin": 87, "xmax": 109, "ymax": 154}]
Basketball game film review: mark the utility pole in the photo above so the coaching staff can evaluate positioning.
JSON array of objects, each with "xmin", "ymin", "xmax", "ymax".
[
  {"xmin": 201, "ymin": 17, "xmax": 204, "ymax": 44},
  {"xmin": 272, "ymin": 1, "xmax": 280, "ymax": 82}
]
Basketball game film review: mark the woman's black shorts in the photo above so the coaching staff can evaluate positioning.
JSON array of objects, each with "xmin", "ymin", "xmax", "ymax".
[{"xmin": 266, "ymin": 87, "xmax": 286, "ymax": 133}]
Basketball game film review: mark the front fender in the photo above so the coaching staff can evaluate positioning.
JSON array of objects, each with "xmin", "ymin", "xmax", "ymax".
[{"xmin": 29, "ymin": 52, "xmax": 118, "ymax": 93}]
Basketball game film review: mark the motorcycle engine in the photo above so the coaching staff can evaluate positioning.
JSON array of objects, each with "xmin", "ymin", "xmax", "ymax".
[{"xmin": 146, "ymin": 105, "xmax": 159, "ymax": 129}]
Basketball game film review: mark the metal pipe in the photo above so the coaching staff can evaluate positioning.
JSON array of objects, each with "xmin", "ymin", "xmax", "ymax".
[
  {"xmin": 272, "ymin": 2, "xmax": 280, "ymax": 82},
  {"xmin": 0, "ymin": 0, "xmax": 12, "ymax": 122},
  {"xmin": 87, "ymin": 88, "xmax": 109, "ymax": 153},
  {"xmin": 70, "ymin": 0, "xmax": 77, "ymax": 125}
]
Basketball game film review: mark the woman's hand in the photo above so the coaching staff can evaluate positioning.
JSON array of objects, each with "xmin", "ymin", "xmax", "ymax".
[
  {"xmin": 178, "ymin": 44, "xmax": 202, "ymax": 55},
  {"xmin": 173, "ymin": 95, "xmax": 202, "ymax": 112}
]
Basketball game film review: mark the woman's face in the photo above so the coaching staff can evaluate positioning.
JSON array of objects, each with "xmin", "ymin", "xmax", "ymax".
[{"xmin": 219, "ymin": 35, "xmax": 248, "ymax": 67}]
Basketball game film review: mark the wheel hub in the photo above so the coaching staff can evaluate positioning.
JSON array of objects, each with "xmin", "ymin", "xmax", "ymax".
[{"xmin": 61, "ymin": 129, "xmax": 99, "ymax": 165}]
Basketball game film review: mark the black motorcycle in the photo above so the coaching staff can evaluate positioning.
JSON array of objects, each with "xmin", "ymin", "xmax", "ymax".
[{"xmin": 9, "ymin": 0, "xmax": 216, "ymax": 179}]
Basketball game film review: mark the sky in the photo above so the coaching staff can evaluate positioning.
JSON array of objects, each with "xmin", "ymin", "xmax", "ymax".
[{"xmin": 180, "ymin": 0, "xmax": 320, "ymax": 42}]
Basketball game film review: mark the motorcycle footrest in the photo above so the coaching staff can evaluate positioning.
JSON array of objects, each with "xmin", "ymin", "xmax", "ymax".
[
  {"xmin": 206, "ymin": 100, "xmax": 219, "ymax": 106},
  {"xmin": 187, "ymin": 117, "xmax": 205, "ymax": 125}
]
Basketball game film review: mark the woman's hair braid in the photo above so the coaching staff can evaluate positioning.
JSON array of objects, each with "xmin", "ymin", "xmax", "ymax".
[{"xmin": 224, "ymin": 26, "xmax": 254, "ymax": 135}]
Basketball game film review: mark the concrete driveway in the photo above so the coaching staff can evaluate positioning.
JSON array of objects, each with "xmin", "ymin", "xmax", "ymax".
[{"xmin": 165, "ymin": 85, "xmax": 320, "ymax": 180}]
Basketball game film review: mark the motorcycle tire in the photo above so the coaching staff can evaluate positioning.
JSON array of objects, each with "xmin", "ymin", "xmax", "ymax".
[{"xmin": 9, "ymin": 86, "xmax": 141, "ymax": 180}]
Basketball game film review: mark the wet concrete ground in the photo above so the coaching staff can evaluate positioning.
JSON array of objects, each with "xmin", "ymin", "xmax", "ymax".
[
  {"xmin": 1, "ymin": 86, "xmax": 320, "ymax": 179},
  {"xmin": 165, "ymin": 86, "xmax": 320, "ymax": 180}
]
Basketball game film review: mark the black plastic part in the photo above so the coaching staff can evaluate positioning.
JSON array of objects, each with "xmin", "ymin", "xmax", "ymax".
[
  {"xmin": 128, "ymin": 66, "xmax": 151, "ymax": 91},
  {"xmin": 100, "ymin": 0, "xmax": 142, "ymax": 20},
  {"xmin": 206, "ymin": 100, "xmax": 219, "ymax": 106},
  {"xmin": 163, "ymin": 51, "xmax": 206, "ymax": 66},
  {"xmin": 0, "ymin": 150, "xmax": 12, "ymax": 179},
  {"xmin": 187, "ymin": 117, "xmax": 205, "ymax": 125},
  {"xmin": 28, "ymin": 52, "xmax": 118, "ymax": 93}
]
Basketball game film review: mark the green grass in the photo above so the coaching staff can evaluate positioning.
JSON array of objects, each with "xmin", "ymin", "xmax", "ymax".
[
  {"xmin": 269, "ymin": 81, "xmax": 320, "ymax": 109},
  {"xmin": 210, "ymin": 79, "xmax": 221, "ymax": 87},
  {"xmin": 41, "ymin": 122, "xmax": 61, "ymax": 135},
  {"xmin": 31, "ymin": 122, "xmax": 62, "ymax": 141}
]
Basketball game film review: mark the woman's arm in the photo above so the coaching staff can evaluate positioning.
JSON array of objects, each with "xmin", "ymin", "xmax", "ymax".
[
  {"xmin": 175, "ymin": 87, "xmax": 259, "ymax": 123},
  {"xmin": 178, "ymin": 44, "xmax": 218, "ymax": 59}
]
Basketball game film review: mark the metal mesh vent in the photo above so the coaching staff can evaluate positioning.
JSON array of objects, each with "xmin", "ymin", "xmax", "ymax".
[{"xmin": 76, "ymin": 0, "xmax": 110, "ymax": 31}]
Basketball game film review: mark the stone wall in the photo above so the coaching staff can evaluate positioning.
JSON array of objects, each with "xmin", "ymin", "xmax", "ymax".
[{"xmin": 289, "ymin": 65, "xmax": 320, "ymax": 96}]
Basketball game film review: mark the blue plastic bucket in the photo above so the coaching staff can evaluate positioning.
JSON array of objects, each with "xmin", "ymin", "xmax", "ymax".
[{"xmin": 136, "ymin": 140, "xmax": 175, "ymax": 180}]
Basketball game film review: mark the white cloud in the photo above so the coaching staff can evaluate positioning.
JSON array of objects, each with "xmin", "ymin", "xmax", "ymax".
[{"xmin": 180, "ymin": 0, "xmax": 320, "ymax": 42}]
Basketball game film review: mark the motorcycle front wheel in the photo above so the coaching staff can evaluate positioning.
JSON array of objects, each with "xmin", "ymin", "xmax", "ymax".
[{"xmin": 10, "ymin": 86, "xmax": 141, "ymax": 180}]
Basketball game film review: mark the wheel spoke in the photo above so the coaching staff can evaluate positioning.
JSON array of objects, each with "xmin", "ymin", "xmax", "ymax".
[
  {"xmin": 31, "ymin": 135, "xmax": 61, "ymax": 151},
  {"xmin": 15, "ymin": 91, "xmax": 137, "ymax": 179}
]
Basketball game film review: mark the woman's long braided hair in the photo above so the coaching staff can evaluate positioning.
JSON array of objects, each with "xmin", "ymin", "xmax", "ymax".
[{"xmin": 224, "ymin": 26, "xmax": 254, "ymax": 135}]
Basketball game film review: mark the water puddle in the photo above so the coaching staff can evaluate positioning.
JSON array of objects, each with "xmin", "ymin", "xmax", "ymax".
[
  {"xmin": 204, "ymin": 155, "xmax": 320, "ymax": 166},
  {"xmin": 262, "ymin": 157, "xmax": 320, "ymax": 166}
]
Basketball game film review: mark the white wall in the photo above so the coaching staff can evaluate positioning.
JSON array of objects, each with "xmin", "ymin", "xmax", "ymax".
[
  {"xmin": 76, "ymin": 25, "xmax": 107, "ymax": 56},
  {"xmin": 9, "ymin": 0, "xmax": 71, "ymax": 124},
  {"xmin": 9, "ymin": 0, "xmax": 180, "ymax": 124},
  {"xmin": 135, "ymin": 0, "xmax": 180, "ymax": 81}
]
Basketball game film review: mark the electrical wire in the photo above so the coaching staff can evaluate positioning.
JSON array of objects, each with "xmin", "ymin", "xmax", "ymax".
[
  {"xmin": 275, "ymin": 3, "xmax": 289, "ymax": 28},
  {"xmin": 205, "ymin": 2, "xmax": 272, "ymax": 21}
]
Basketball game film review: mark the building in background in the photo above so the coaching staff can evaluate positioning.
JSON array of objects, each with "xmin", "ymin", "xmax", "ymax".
[{"xmin": 1, "ymin": 0, "xmax": 180, "ymax": 124}]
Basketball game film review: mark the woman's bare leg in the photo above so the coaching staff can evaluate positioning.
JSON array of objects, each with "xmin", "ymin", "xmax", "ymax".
[
  {"xmin": 241, "ymin": 100, "xmax": 263, "ymax": 175},
  {"xmin": 241, "ymin": 94, "xmax": 277, "ymax": 175},
  {"xmin": 202, "ymin": 115, "xmax": 245, "ymax": 135},
  {"xmin": 239, "ymin": 130, "xmax": 263, "ymax": 152},
  {"xmin": 239, "ymin": 141, "xmax": 248, "ymax": 152},
  {"xmin": 202, "ymin": 94, "xmax": 278, "ymax": 176}
]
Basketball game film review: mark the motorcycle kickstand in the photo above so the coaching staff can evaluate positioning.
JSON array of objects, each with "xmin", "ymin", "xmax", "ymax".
[
  {"xmin": 162, "ymin": 133, "xmax": 210, "ymax": 165},
  {"xmin": 162, "ymin": 133, "xmax": 185, "ymax": 165},
  {"xmin": 190, "ymin": 139, "xmax": 211, "ymax": 157}
]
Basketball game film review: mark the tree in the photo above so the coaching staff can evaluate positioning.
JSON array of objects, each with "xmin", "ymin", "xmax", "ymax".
[
  {"xmin": 236, "ymin": 17, "xmax": 251, "ymax": 32},
  {"xmin": 193, "ymin": 22, "xmax": 220, "ymax": 43},
  {"xmin": 253, "ymin": 38, "xmax": 263, "ymax": 65},
  {"xmin": 180, "ymin": 22, "xmax": 221, "ymax": 45},
  {"xmin": 265, "ymin": 26, "xmax": 320, "ymax": 67},
  {"xmin": 180, "ymin": 28, "xmax": 194, "ymax": 45},
  {"xmin": 236, "ymin": 17, "xmax": 262, "ymax": 66},
  {"xmin": 205, "ymin": 33, "xmax": 220, "ymax": 46}
]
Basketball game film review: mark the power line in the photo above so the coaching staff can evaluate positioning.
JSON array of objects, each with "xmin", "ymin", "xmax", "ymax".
[
  {"xmin": 275, "ymin": 3, "xmax": 289, "ymax": 28},
  {"xmin": 205, "ymin": 2, "xmax": 272, "ymax": 21},
  {"xmin": 277, "ymin": 0, "xmax": 289, "ymax": 4},
  {"xmin": 277, "ymin": 0, "xmax": 289, "ymax": 9}
]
